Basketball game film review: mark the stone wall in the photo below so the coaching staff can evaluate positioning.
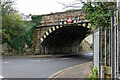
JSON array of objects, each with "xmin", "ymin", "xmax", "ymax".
[
  {"xmin": 80, "ymin": 40, "xmax": 93, "ymax": 52},
  {"xmin": 39, "ymin": 9, "xmax": 89, "ymax": 26}
]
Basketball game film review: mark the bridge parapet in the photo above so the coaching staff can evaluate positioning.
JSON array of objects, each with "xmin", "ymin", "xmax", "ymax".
[{"xmin": 38, "ymin": 9, "xmax": 89, "ymax": 26}]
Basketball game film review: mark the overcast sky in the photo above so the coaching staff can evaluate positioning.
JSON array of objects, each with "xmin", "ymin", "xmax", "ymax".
[{"xmin": 15, "ymin": 0, "xmax": 82, "ymax": 15}]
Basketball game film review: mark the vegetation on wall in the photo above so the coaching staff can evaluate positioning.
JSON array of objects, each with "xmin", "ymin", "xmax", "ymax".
[
  {"xmin": 82, "ymin": 2, "xmax": 117, "ymax": 29},
  {"xmin": 31, "ymin": 15, "xmax": 42, "ymax": 26}
]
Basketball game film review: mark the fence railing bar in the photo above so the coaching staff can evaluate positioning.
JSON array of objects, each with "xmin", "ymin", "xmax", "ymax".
[
  {"xmin": 100, "ymin": 26, "xmax": 102, "ymax": 78},
  {"xmin": 114, "ymin": 11, "xmax": 117, "ymax": 78},
  {"xmin": 109, "ymin": 27, "xmax": 111, "ymax": 66},
  {"xmin": 117, "ymin": 25, "xmax": 119, "ymax": 78},
  {"xmin": 111, "ymin": 16, "xmax": 114, "ymax": 79},
  {"xmin": 105, "ymin": 27, "xmax": 107, "ymax": 66}
]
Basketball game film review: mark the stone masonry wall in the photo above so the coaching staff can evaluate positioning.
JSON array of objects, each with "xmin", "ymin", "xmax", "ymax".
[{"xmin": 39, "ymin": 9, "xmax": 89, "ymax": 26}]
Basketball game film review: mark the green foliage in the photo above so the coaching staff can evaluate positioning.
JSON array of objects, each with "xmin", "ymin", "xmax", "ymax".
[
  {"xmin": 1, "ymin": 0, "xmax": 43, "ymax": 54},
  {"xmin": 2, "ymin": 12, "xmax": 25, "ymax": 42},
  {"xmin": 89, "ymin": 67, "xmax": 98, "ymax": 80},
  {"xmin": 82, "ymin": 2, "xmax": 117, "ymax": 29},
  {"xmin": 24, "ymin": 21, "xmax": 36, "ymax": 47},
  {"xmin": 30, "ymin": 15, "xmax": 42, "ymax": 53},
  {"xmin": 2, "ymin": 0, "xmax": 25, "ymax": 43},
  {"xmin": 2, "ymin": 0, "xmax": 16, "ymax": 15},
  {"xmin": 2, "ymin": 0, "xmax": 26, "ymax": 53},
  {"xmin": 0, "ymin": 6, "xmax": 2, "ymax": 44},
  {"xmin": 31, "ymin": 15, "xmax": 42, "ymax": 26},
  {"xmin": 9, "ymin": 36, "xmax": 25, "ymax": 51}
]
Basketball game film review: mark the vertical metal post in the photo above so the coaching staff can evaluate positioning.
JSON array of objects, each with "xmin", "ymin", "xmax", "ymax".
[
  {"xmin": 117, "ymin": 23, "xmax": 119, "ymax": 79},
  {"xmin": 111, "ymin": 16, "xmax": 114, "ymax": 79},
  {"xmin": 109, "ymin": 27, "xmax": 111, "ymax": 66},
  {"xmin": 114, "ymin": 23, "xmax": 117, "ymax": 79},
  {"xmin": 105, "ymin": 27, "xmax": 107, "ymax": 66},
  {"xmin": 100, "ymin": 26, "xmax": 102, "ymax": 78},
  {"xmin": 117, "ymin": 0, "xmax": 120, "ymax": 79},
  {"xmin": 114, "ymin": 12, "xmax": 117, "ymax": 79},
  {"xmin": 93, "ymin": 32, "xmax": 94, "ymax": 68}
]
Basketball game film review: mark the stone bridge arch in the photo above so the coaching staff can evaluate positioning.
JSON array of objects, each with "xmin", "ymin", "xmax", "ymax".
[{"xmin": 35, "ymin": 9, "xmax": 93, "ymax": 54}]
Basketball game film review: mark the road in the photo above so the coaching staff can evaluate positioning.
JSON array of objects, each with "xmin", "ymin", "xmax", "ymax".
[{"xmin": 2, "ymin": 53, "xmax": 93, "ymax": 78}]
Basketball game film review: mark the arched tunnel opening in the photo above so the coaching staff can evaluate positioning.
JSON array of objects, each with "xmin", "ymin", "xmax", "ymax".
[{"xmin": 41, "ymin": 25, "xmax": 91, "ymax": 54}]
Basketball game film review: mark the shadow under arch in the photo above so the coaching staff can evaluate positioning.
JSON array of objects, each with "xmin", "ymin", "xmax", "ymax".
[{"xmin": 40, "ymin": 24, "xmax": 92, "ymax": 54}]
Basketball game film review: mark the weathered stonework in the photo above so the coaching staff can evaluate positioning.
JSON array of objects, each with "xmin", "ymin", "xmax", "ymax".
[
  {"xmin": 35, "ymin": 9, "xmax": 91, "ymax": 54},
  {"xmin": 38, "ymin": 9, "xmax": 89, "ymax": 26}
]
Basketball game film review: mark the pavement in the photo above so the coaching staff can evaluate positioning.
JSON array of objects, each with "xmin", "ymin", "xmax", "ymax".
[
  {"xmin": 48, "ymin": 61, "xmax": 92, "ymax": 78},
  {"xmin": 48, "ymin": 61, "xmax": 120, "ymax": 79}
]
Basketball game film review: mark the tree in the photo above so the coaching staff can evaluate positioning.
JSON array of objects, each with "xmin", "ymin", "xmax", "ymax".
[
  {"xmin": 2, "ymin": 0, "xmax": 26, "ymax": 52},
  {"xmin": 0, "ymin": 0, "xmax": 2, "ymax": 44},
  {"xmin": 82, "ymin": 2, "xmax": 117, "ymax": 29},
  {"xmin": 31, "ymin": 15, "xmax": 42, "ymax": 26},
  {"xmin": 24, "ymin": 21, "xmax": 36, "ymax": 48}
]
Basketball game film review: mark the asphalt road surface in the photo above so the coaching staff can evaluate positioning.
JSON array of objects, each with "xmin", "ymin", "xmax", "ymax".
[{"xmin": 2, "ymin": 53, "xmax": 93, "ymax": 78}]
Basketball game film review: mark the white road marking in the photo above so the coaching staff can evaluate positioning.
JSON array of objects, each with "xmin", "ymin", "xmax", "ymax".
[
  {"xmin": 0, "ymin": 75, "xmax": 4, "ymax": 78},
  {"xmin": 61, "ymin": 58, "xmax": 70, "ymax": 60},
  {"xmin": 31, "ymin": 61, "xmax": 34, "ymax": 62},
  {"xmin": 36, "ymin": 60, "xmax": 41, "ymax": 62},
  {"xmin": 28, "ymin": 60, "xmax": 51, "ymax": 62},
  {"xmin": 43, "ymin": 60, "xmax": 51, "ymax": 62},
  {"xmin": 4, "ymin": 62, "xmax": 8, "ymax": 64}
]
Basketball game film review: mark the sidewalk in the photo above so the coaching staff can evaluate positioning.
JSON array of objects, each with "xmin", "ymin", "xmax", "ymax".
[
  {"xmin": 49, "ymin": 61, "xmax": 93, "ymax": 78},
  {"xmin": 50, "ymin": 61, "xmax": 120, "ymax": 79}
]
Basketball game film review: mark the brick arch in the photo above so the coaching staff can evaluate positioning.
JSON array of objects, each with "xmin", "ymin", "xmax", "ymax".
[{"xmin": 40, "ymin": 21, "xmax": 92, "ymax": 44}]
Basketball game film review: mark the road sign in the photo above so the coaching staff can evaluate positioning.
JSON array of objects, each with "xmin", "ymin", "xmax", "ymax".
[{"xmin": 67, "ymin": 16, "xmax": 72, "ymax": 23}]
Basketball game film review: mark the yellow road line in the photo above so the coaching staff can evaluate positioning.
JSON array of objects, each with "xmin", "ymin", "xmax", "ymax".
[{"xmin": 48, "ymin": 62, "xmax": 91, "ymax": 79}]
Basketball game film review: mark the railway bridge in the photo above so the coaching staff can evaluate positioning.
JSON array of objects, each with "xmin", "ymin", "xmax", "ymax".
[{"xmin": 35, "ymin": 9, "xmax": 93, "ymax": 54}]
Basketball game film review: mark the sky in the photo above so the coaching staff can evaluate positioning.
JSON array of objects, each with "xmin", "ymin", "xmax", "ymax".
[{"xmin": 14, "ymin": 0, "xmax": 82, "ymax": 15}]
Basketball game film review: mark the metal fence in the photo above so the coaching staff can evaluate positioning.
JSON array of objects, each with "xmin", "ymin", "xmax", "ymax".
[{"xmin": 93, "ymin": 11, "xmax": 119, "ymax": 79}]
